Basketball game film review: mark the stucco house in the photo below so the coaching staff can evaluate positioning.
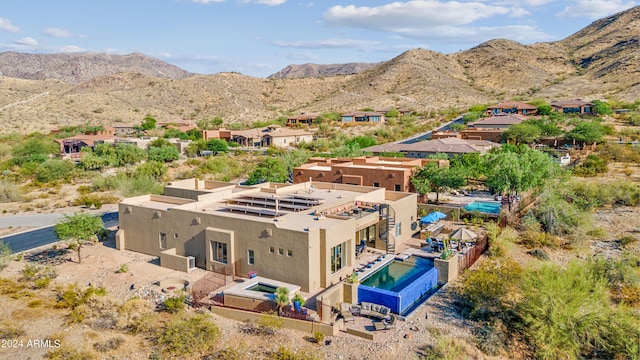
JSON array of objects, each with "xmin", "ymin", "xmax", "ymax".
[
  {"xmin": 486, "ymin": 101, "xmax": 538, "ymax": 116},
  {"xmin": 116, "ymin": 179, "xmax": 417, "ymax": 293},
  {"xmin": 363, "ymin": 138, "xmax": 500, "ymax": 158},
  {"xmin": 467, "ymin": 113, "xmax": 527, "ymax": 129},
  {"xmin": 551, "ymin": 99, "xmax": 594, "ymax": 114},
  {"xmin": 340, "ymin": 111, "xmax": 385, "ymax": 124}
]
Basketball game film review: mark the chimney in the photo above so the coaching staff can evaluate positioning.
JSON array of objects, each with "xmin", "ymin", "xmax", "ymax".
[{"xmin": 194, "ymin": 178, "xmax": 199, "ymax": 190}]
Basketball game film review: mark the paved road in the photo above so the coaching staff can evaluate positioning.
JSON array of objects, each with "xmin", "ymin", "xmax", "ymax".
[
  {"xmin": 0, "ymin": 213, "xmax": 65, "ymax": 228},
  {"xmin": 0, "ymin": 212, "xmax": 119, "ymax": 253},
  {"xmin": 398, "ymin": 116, "xmax": 464, "ymax": 144}
]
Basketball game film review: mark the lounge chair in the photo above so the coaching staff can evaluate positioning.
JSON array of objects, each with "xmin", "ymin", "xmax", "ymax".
[
  {"xmin": 384, "ymin": 314, "xmax": 397, "ymax": 330},
  {"xmin": 339, "ymin": 303, "xmax": 355, "ymax": 323}
]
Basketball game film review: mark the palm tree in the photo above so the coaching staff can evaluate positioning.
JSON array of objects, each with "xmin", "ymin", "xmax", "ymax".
[{"xmin": 274, "ymin": 287, "xmax": 290, "ymax": 315}]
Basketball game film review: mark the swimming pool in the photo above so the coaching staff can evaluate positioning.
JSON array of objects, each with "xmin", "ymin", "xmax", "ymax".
[
  {"xmin": 464, "ymin": 201, "xmax": 502, "ymax": 214},
  {"xmin": 358, "ymin": 256, "xmax": 438, "ymax": 315}
]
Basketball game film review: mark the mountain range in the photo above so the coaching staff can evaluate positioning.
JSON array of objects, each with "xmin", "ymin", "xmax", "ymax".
[{"xmin": 0, "ymin": 6, "xmax": 638, "ymax": 134}]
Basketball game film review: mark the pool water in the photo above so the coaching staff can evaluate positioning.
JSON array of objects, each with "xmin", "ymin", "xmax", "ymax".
[
  {"xmin": 358, "ymin": 256, "xmax": 438, "ymax": 315},
  {"xmin": 464, "ymin": 201, "xmax": 501, "ymax": 214},
  {"xmin": 361, "ymin": 256, "xmax": 433, "ymax": 292},
  {"xmin": 247, "ymin": 283, "xmax": 278, "ymax": 293}
]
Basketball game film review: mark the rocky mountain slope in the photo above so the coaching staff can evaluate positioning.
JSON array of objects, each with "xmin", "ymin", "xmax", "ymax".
[
  {"xmin": 268, "ymin": 62, "xmax": 380, "ymax": 79},
  {"xmin": 0, "ymin": 52, "xmax": 193, "ymax": 84},
  {"xmin": 0, "ymin": 6, "xmax": 638, "ymax": 134}
]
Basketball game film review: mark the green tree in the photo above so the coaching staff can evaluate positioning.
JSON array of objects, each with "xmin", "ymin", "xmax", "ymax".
[
  {"xmin": 412, "ymin": 162, "xmax": 466, "ymax": 203},
  {"xmin": 385, "ymin": 109, "xmax": 400, "ymax": 118},
  {"xmin": 186, "ymin": 128, "xmax": 203, "ymax": 140},
  {"xmin": 54, "ymin": 213, "xmax": 105, "ymax": 264},
  {"xmin": 148, "ymin": 146, "xmax": 180, "ymax": 162},
  {"xmin": 523, "ymin": 118, "xmax": 563, "ymax": 137},
  {"xmin": 502, "ymin": 123, "xmax": 542, "ymax": 144},
  {"xmin": 185, "ymin": 139, "xmax": 207, "ymax": 157},
  {"xmin": 450, "ymin": 123, "xmax": 466, "ymax": 131},
  {"xmin": 592, "ymin": 100, "xmax": 613, "ymax": 115},
  {"xmin": 114, "ymin": 144, "xmax": 147, "ymax": 166},
  {"xmin": 537, "ymin": 104, "xmax": 553, "ymax": 116},
  {"xmin": 134, "ymin": 161, "xmax": 167, "ymax": 179},
  {"xmin": 565, "ymin": 121, "xmax": 605, "ymax": 143},
  {"xmin": 138, "ymin": 115, "xmax": 157, "ymax": 131},
  {"xmin": 246, "ymin": 158, "xmax": 288, "ymax": 184},
  {"xmin": 12, "ymin": 136, "xmax": 57, "ymax": 165},
  {"xmin": 34, "ymin": 159, "xmax": 75, "ymax": 183},
  {"xmin": 197, "ymin": 117, "xmax": 224, "ymax": 130},
  {"xmin": 462, "ymin": 111, "xmax": 483, "ymax": 124},
  {"xmin": 345, "ymin": 136, "xmax": 377, "ymax": 149},
  {"xmin": 163, "ymin": 128, "xmax": 189, "ymax": 139},
  {"xmin": 450, "ymin": 153, "xmax": 485, "ymax": 180},
  {"xmin": 206, "ymin": 139, "xmax": 229, "ymax": 154}
]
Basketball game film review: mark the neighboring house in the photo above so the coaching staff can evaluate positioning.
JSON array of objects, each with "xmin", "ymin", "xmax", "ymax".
[
  {"xmin": 431, "ymin": 128, "xmax": 504, "ymax": 143},
  {"xmin": 340, "ymin": 111, "xmax": 385, "ymax": 124},
  {"xmin": 261, "ymin": 125, "xmax": 313, "ymax": 147},
  {"xmin": 285, "ymin": 113, "xmax": 320, "ymax": 126},
  {"xmin": 293, "ymin": 156, "xmax": 448, "ymax": 192},
  {"xmin": 467, "ymin": 113, "xmax": 527, "ymax": 129},
  {"xmin": 551, "ymin": 99, "xmax": 594, "ymax": 114},
  {"xmin": 116, "ymin": 179, "xmax": 417, "ymax": 293},
  {"xmin": 113, "ymin": 123, "xmax": 139, "ymax": 137},
  {"xmin": 486, "ymin": 101, "xmax": 538, "ymax": 116},
  {"xmin": 206, "ymin": 125, "xmax": 313, "ymax": 147},
  {"xmin": 55, "ymin": 134, "xmax": 116, "ymax": 159},
  {"xmin": 363, "ymin": 138, "xmax": 500, "ymax": 158}
]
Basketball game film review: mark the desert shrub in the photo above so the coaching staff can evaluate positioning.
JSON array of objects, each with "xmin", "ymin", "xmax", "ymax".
[
  {"xmin": 487, "ymin": 225, "xmax": 517, "ymax": 257},
  {"xmin": 0, "ymin": 321, "xmax": 25, "ymax": 339},
  {"xmin": 586, "ymin": 227, "xmax": 608, "ymax": 240},
  {"xmin": 118, "ymin": 175, "xmax": 163, "ymax": 197},
  {"xmin": 313, "ymin": 331, "xmax": 325, "ymax": 344},
  {"xmin": 28, "ymin": 299, "xmax": 43, "ymax": 308},
  {"xmin": 93, "ymin": 337, "xmax": 124, "ymax": 353},
  {"xmin": 163, "ymin": 294, "xmax": 186, "ymax": 313},
  {"xmin": 0, "ymin": 180, "xmax": 22, "ymax": 203},
  {"xmin": 598, "ymin": 143, "xmax": 640, "ymax": 163},
  {"xmin": 519, "ymin": 260, "xmax": 640, "ymax": 359},
  {"xmin": 573, "ymin": 154, "xmax": 608, "ymax": 177},
  {"xmin": 457, "ymin": 257, "xmax": 523, "ymax": 321},
  {"xmin": 116, "ymin": 298, "xmax": 155, "ymax": 333},
  {"xmin": 55, "ymin": 283, "xmax": 107, "ymax": 310},
  {"xmin": 116, "ymin": 264, "xmax": 128, "ymax": 273},
  {"xmin": 418, "ymin": 334, "xmax": 475, "ymax": 360},
  {"xmin": 158, "ymin": 313, "xmax": 220, "ymax": 356},
  {"xmin": 267, "ymin": 345, "xmax": 320, "ymax": 360},
  {"xmin": 527, "ymin": 248, "xmax": 550, "ymax": 260},
  {"xmin": 0, "ymin": 240, "xmax": 12, "ymax": 271},
  {"xmin": 619, "ymin": 235, "xmax": 638, "ymax": 246},
  {"xmin": 46, "ymin": 345, "xmax": 95, "ymax": 360},
  {"xmin": 519, "ymin": 229, "xmax": 561, "ymax": 249},
  {"xmin": 134, "ymin": 160, "xmax": 167, "ymax": 179},
  {"xmin": 34, "ymin": 276, "xmax": 52, "ymax": 289},
  {"xmin": 0, "ymin": 277, "xmax": 25, "ymax": 295},
  {"xmin": 73, "ymin": 193, "xmax": 120, "ymax": 207},
  {"xmin": 34, "ymin": 159, "xmax": 76, "ymax": 183}
]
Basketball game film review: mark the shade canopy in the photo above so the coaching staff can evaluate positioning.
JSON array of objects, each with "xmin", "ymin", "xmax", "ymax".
[
  {"xmin": 420, "ymin": 211, "xmax": 447, "ymax": 224},
  {"xmin": 449, "ymin": 227, "xmax": 478, "ymax": 241}
]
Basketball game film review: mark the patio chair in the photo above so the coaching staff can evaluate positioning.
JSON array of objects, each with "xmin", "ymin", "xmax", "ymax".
[
  {"xmin": 339, "ymin": 303, "xmax": 355, "ymax": 323},
  {"xmin": 384, "ymin": 314, "xmax": 397, "ymax": 330}
]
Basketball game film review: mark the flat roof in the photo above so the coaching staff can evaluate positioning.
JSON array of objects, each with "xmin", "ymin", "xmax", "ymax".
[{"xmin": 120, "ymin": 180, "xmax": 408, "ymax": 232}]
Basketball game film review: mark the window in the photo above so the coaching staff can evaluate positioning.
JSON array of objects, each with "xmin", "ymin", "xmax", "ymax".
[
  {"xmin": 287, "ymin": 249, "xmax": 293, "ymax": 257},
  {"xmin": 248, "ymin": 249, "xmax": 255, "ymax": 265},
  {"xmin": 159, "ymin": 233, "xmax": 167, "ymax": 249},
  {"xmin": 395, "ymin": 222, "xmax": 402, "ymax": 237},
  {"xmin": 394, "ymin": 184, "xmax": 401, "ymax": 191},
  {"xmin": 211, "ymin": 241, "xmax": 227, "ymax": 264},
  {"xmin": 331, "ymin": 242, "xmax": 345, "ymax": 274},
  {"xmin": 173, "ymin": 233, "xmax": 179, "ymax": 239},
  {"xmin": 269, "ymin": 246, "xmax": 275, "ymax": 254},
  {"xmin": 373, "ymin": 182, "xmax": 380, "ymax": 187},
  {"xmin": 278, "ymin": 248, "xmax": 284, "ymax": 256}
]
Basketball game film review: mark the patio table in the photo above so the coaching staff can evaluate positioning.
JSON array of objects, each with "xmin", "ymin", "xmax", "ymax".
[{"xmin": 373, "ymin": 321, "xmax": 386, "ymax": 331}]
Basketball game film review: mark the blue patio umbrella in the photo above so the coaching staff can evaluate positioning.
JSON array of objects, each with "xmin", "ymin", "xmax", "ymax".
[{"xmin": 420, "ymin": 211, "xmax": 447, "ymax": 224}]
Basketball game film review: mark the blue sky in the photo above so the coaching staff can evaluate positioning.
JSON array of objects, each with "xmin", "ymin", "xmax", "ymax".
[{"xmin": 0, "ymin": 0, "xmax": 637, "ymax": 78}]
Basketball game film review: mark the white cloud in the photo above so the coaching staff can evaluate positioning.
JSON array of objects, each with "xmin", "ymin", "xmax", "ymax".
[
  {"xmin": 41, "ymin": 27, "xmax": 74, "ymax": 38},
  {"xmin": 324, "ymin": 1, "xmax": 510, "ymax": 30},
  {"xmin": 53, "ymin": 45, "xmax": 85, "ymax": 53},
  {"xmin": 271, "ymin": 38, "xmax": 382, "ymax": 50},
  {"xmin": 557, "ymin": 0, "xmax": 637, "ymax": 19},
  {"xmin": 243, "ymin": 0, "xmax": 287, "ymax": 5},
  {"xmin": 277, "ymin": 51, "xmax": 319, "ymax": 60},
  {"xmin": 191, "ymin": 0, "xmax": 225, "ymax": 3},
  {"xmin": 0, "ymin": 18, "xmax": 20, "ymax": 33},
  {"xmin": 509, "ymin": 7, "xmax": 531, "ymax": 17},
  {"xmin": 14, "ymin": 37, "xmax": 38, "ymax": 46}
]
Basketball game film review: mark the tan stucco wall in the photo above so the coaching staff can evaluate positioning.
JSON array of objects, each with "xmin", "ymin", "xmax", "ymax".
[
  {"xmin": 160, "ymin": 248, "xmax": 191, "ymax": 272},
  {"xmin": 434, "ymin": 255, "xmax": 459, "ymax": 284}
]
